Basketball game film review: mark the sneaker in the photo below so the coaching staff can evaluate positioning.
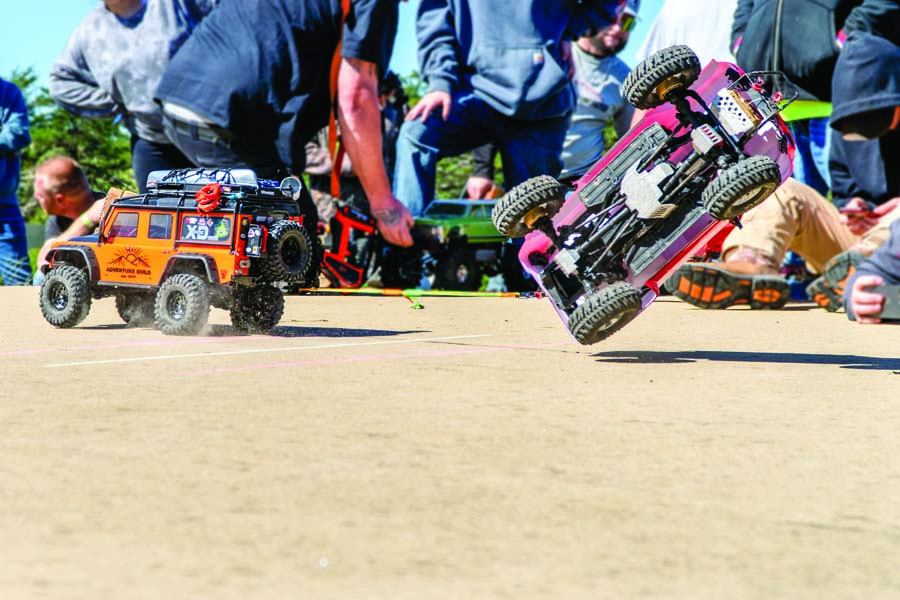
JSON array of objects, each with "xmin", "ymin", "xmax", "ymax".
[
  {"xmin": 670, "ymin": 263, "xmax": 791, "ymax": 309},
  {"xmin": 364, "ymin": 265, "xmax": 384, "ymax": 289},
  {"xmin": 804, "ymin": 250, "xmax": 865, "ymax": 312}
]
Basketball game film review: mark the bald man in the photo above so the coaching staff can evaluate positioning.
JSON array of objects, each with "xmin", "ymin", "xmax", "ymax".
[{"xmin": 32, "ymin": 156, "xmax": 131, "ymax": 282}]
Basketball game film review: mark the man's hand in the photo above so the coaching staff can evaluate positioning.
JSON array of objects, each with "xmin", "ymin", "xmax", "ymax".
[
  {"xmin": 36, "ymin": 238, "xmax": 58, "ymax": 274},
  {"xmin": 371, "ymin": 196, "xmax": 415, "ymax": 247},
  {"xmin": 465, "ymin": 175, "xmax": 495, "ymax": 200},
  {"xmin": 406, "ymin": 90, "xmax": 451, "ymax": 122},
  {"xmin": 839, "ymin": 197, "xmax": 878, "ymax": 236},
  {"xmin": 873, "ymin": 196, "xmax": 900, "ymax": 217},
  {"xmin": 849, "ymin": 274, "xmax": 886, "ymax": 324}
]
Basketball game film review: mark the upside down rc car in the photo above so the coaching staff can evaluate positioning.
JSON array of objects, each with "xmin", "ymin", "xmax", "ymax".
[{"xmin": 492, "ymin": 45, "xmax": 797, "ymax": 344}]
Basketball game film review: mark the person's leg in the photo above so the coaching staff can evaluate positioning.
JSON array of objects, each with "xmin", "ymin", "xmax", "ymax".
[
  {"xmin": 496, "ymin": 114, "xmax": 569, "ymax": 188},
  {"xmin": 392, "ymin": 90, "xmax": 495, "ymax": 216},
  {"xmin": 807, "ymin": 199, "xmax": 900, "ymax": 311},
  {"xmin": 788, "ymin": 120, "xmax": 829, "ymax": 197},
  {"xmin": 807, "ymin": 117, "xmax": 832, "ymax": 192},
  {"xmin": 131, "ymin": 136, "xmax": 193, "ymax": 193},
  {"xmin": 723, "ymin": 178, "xmax": 852, "ymax": 273},
  {"xmin": 670, "ymin": 178, "xmax": 826, "ymax": 310},
  {"xmin": 0, "ymin": 204, "xmax": 32, "ymax": 286},
  {"xmin": 492, "ymin": 114, "xmax": 569, "ymax": 293}
]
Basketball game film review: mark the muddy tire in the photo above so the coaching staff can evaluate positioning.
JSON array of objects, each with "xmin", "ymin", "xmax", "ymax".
[
  {"xmin": 260, "ymin": 220, "xmax": 312, "ymax": 282},
  {"xmin": 492, "ymin": 175, "xmax": 565, "ymax": 238},
  {"xmin": 703, "ymin": 155, "xmax": 782, "ymax": 220},
  {"xmin": 436, "ymin": 247, "xmax": 481, "ymax": 291},
  {"xmin": 230, "ymin": 285, "xmax": 285, "ymax": 333},
  {"xmin": 39, "ymin": 265, "xmax": 92, "ymax": 328},
  {"xmin": 568, "ymin": 282, "xmax": 642, "ymax": 345},
  {"xmin": 623, "ymin": 45, "xmax": 701, "ymax": 110},
  {"xmin": 154, "ymin": 273, "xmax": 210, "ymax": 336},
  {"xmin": 115, "ymin": 293, "xmax": 156, "ymax": 327},
  {"xmin": 379, "ymin": 244, "xmax": 425, "ymax": 289}
]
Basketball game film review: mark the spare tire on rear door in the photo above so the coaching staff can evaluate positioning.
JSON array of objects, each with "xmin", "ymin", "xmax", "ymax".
[{"xmin": 260, "ymin": 220, "xmax": 312, "ymax": 282}]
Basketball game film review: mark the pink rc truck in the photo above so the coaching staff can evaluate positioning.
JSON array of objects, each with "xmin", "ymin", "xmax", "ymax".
[{"xmin": 492, "ymin": 45, "xmax": 797, "ymax": 344}]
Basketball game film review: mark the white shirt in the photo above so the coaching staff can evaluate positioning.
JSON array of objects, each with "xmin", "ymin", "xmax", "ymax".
[{"xmin": 635, "ymin": 0, "xmax": 738, "ymax": 67}]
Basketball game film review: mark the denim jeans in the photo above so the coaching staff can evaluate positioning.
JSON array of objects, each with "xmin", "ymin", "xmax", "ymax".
[
  {"xmin": 0, "ymin": 203, "xmax": 32, "ymax": 286},
  {"xmin": 789, "ymin": 118, "xmax": 831, "ymax": 197},
  {"xmin": 130, "ymin": 136, "xmax": 193, "ymax": 193},
  {"xmin": 392, "ymin": 89, "xmax": 569, "ymax": 216}
]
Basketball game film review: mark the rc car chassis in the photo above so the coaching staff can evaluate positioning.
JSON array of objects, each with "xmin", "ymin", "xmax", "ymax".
[
  {"xmin": 39, "ymin": 168, "xmax": 319, "ymax": 335},
  {"xmin": 493, "ymin": 45, "xmax": 797, "ymax": 344}
]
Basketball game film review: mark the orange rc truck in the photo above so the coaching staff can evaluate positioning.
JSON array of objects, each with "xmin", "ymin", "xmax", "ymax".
[{"xmin": 38, "ymin": 168, "xmax": 318, "ymax": 335}]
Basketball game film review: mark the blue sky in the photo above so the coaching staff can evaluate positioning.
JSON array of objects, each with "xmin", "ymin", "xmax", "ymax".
[{"xmin": 1, "ymin": 0, "xmax": 664, "ymax": 88}]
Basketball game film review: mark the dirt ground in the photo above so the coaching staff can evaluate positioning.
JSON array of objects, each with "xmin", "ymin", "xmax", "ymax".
[{"xmin": 2, "ymin": 285, "xmax": 899, "ymax": 599}]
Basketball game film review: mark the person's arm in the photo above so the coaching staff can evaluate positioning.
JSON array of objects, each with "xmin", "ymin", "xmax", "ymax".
[
  {"xmin": 416, "ymin": 0, "xmax": 458, "ymax": 97},
  {"xmin": 48, "ymin": 25, "xmax": 123, "ymax": 120},
  {"xmin": 563, "ymin": 1, "xmax": 620, "ymax": 41},
  {"xmin": 0, "ymin": 82, "xmax": 31, "ymax": 156},
  {"xmin": 831, "ymin": 132, "xmax": 877, "ymax": 235},
  {"xmin": 337, "ymin": 57, "xmax": 414, "ymax": 247},
  {"xmin": 36, "ymin": 197, "xmax": 107, "ymax": 271},
  {"xmin": 827, "ymin": 134, "xmax": 862, "ymax": 211},
  {"xmin": 464, "ymin": 143, "xmax": 497, "ymax": 199},
  {"xmin": 844, "ymin": 221, "xmax": 900, "ymax": 322},
  {"xmin": 405, "ymin": 0, "xmax": 457, "ymax": 123},
  {"xmin": 843, "ymin": 0, "xmax": 900, "ymax": 41}
]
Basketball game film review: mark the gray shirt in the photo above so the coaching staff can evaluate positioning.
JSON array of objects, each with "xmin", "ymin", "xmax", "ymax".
[
  {"xmin": 49, "ymin": 0, "xmax": 217, "ymax": 144},
  {"xmin": 559, "ymin": 45, "xmax": 634, "ymax": 180}
]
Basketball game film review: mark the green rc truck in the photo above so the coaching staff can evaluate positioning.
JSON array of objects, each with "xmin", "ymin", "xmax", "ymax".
[
  {"xmin": 414, "ymin": 198, "xmax": 526, "ymax": 291},
  {"xmin": 39, "ymin": 168, "xmax": 318, "ymax": 335}
]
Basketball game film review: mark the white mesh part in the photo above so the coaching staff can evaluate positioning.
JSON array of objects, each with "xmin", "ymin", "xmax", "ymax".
[{"xmin": 714, "ymin": 91, "xmax": 755, "ymax": 137}]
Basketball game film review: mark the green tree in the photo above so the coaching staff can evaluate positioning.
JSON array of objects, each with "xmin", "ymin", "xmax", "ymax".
[{"xmin": 8, "ymin": 68, "xmax": 135, "ymax": 223}]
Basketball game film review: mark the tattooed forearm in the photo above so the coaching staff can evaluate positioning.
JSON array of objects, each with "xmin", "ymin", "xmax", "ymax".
[{"xmin": 372, "ymin": 208, "xmax": 402, "ymax": 225}]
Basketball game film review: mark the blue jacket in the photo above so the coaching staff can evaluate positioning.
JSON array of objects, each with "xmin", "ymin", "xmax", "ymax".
[
  {"xmin": 416, "ymin": 0, "xmax": 621, "ymax": 120},
  {"xmin": 732, "ymin": 0, "xmax": 900, "ymax": 101},
  {"xmin": 828, "ymin": 33, "xmax": 900, "ymax": 210},
  {"xmin": 0, "ymin": 79, "xmax": 31, "ymax": 205},
  {"xmin": 843, "ymin": 219, "xmax": 900, "ymax": 314}
]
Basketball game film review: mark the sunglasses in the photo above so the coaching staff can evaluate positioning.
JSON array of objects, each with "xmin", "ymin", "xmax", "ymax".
[{"xmin": 617, "ymin": 13, "xmax": 637, "ymax": 33}]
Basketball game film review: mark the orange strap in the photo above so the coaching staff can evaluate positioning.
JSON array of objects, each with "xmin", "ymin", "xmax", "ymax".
[{"xmin": 329, "ymin": 0, "xmax": 352, "ymax": 198}]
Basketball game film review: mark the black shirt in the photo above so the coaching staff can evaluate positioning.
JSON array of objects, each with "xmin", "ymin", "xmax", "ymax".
[{"xmin": 156, "ymin": 0, "xmax": 399, "ymax": 173}]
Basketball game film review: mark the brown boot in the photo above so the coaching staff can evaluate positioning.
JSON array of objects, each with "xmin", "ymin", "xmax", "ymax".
[{"xmin": 670, "ymin": 246, "xmax": 790, "ymax": 310}]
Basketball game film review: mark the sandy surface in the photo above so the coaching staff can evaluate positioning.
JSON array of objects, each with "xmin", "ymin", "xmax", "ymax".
[{"xmin": 2, "ymin": 286, "xmax": 899, "ymax": 599}]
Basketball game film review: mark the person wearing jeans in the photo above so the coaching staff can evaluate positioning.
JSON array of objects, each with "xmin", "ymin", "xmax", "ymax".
[
  {"xmin": 392, "ymin": 0, "xmax": 625, "ymax": 216},
  {"xmin": 0, "ymin": 78, "xmax": 32, "ymax": 286}
]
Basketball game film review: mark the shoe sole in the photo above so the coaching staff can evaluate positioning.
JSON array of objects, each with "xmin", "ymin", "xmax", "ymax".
[
  {"xmin": 670, "ymin": 264, "xmax": 791, "ymax": 310},
  {"xmin": 804, "ymin": 250, "xmax": 865, "ymax": 312},
  {"xmin": 806, "ymin": 277, "xmax": 842, "ymax": 312}
]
